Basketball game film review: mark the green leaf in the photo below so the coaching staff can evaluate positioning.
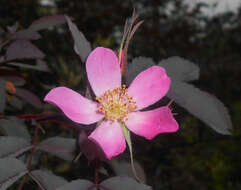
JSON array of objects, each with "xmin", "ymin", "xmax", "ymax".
[{"xmin": 120, "ymin": 123, "xmax": 140, "ymax": 182}]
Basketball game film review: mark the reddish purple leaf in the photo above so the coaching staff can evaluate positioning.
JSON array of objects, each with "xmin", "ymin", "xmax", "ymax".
[
  {"xmin": 167, "ymin": 81, "xmax": 232, "ymax": 135},
  {"xmin": 6, "ymin": 40, "xmax": 45, "ymax": 61},
  {"xmin": 66, "ymin": 16, "xmax": 91, "ymax": 62},
  {"xmin": 8, "ymin": 96, "xmax": 23, "ymax": 110},
  {"xmin": 0, "ymin": 136, "xmax": 31, "ymax": 158},
  {"xmin": 0, "ymin": 158, "xmax": 27, "ymax": 190},
  {"xmin": 7, "ymin": 60, "xmax": 50, "ymax": 72},
  {"xmin": 0, "ymin": 79, "xmax": 6, "ymax": 112},
  {"xmin": 37, "ymin": 137, "xmax": 76, "ymax": 161},
  {"xmin": 11, "ymin": 29, "xmax": 41, "ymax": 40},
  {"xmin": 29, "ymin": 15, "xmax": 67, "ymax": 31},
  {"xmin": 30, "ymin": 170, "xmax": 68, "ymax": 190},
  {"xmin": 100, "ymin": 177, "xmax": 151, "ymax": 190},
  {"xmin": 1, "ymin": 75, "xmax": 26, "ymax": 86},
  {"xmin": 78, "ymin": 130, "xmax": 106, "ymax": 161},
  {"xmin": 15, "ymin": 88, "xmax": 43, "ymax": 109},
  {"xmin": 56, "ymin": 179, "xmax": 94, "ymax": 190}
]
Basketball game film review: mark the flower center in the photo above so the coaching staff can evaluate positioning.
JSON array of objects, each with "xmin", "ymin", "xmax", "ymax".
[{"xmin": 96, "ymin": 85, "xmax": 137, "ymax": 122}]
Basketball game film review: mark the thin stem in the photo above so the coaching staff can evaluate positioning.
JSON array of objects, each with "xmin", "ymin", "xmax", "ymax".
[
  {"xmin": 73, "ymin": 151, "xmax": 82, "ymax": 162},
  {"xmin": 28, "ymin": 173, "xmax": 46, "ymax": 190},
  {"xmin": 94, "ymin": 159, "xmax": 99, "ymax": 187},
  {"xmin": 0, "ymin": 39, "xmax": 10, "ymax": 49},
  {"xmin": 167, "ymin": 99, "xmax": 174, "ymax": 107},
  {"xmin": 18, "ymin": 122, "xmax": 41, "ymax": 190}
]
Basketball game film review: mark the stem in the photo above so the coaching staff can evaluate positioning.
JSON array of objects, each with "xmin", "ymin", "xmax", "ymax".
[
  {"xmin": 18, "ymin": 123, "xmax": 41, "ymax": 190},
  {"xmin": 94, "ymin": 159, "xmax": 99, "ymax": 189},
  {"xmin": 0, "ymin": 39, "xmax": 10, "ymax": 49},
  {"xmin": 73, "ymin": 151, "xmax": 82, "ymax": 162}
]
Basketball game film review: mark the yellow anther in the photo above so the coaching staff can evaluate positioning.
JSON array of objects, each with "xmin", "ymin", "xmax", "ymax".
[{"xmin": 96, "ymin": 85, "xmax": 137, "ymax": 122}]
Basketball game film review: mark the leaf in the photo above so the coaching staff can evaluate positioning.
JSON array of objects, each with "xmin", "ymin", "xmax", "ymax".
[
  {"xmin": 109, "ymin": 158, "xmax": 146, "ymax": 183},
  {"xmin": 158, "ymin": 56, "xmax": 200, "ymax": 82},
  {"xmin": 37, "ymin": 137, "xmax": 76, "ymax": 161},
  {"xmin": 6, "ymin": 40, "xmax": 45, "ymax": 61},
  {"xmin": 56, "ymin": 179, "xmax": 94, "ymax": 190},
  {"xmin": 15, "ymin": 88, "xmax": 43, "ymax": 109},
  {"xmin": 0, "ymin": 136, "xmax": 31, "ymax": 158},
  {"xmin": 0, "ymin": 117, "xmax": 31, "ymax": 141},
  {"xmin": 167, "ymin": 81, "xmax": 232, "ymax": 135},
  {"xmin": 36, "ymin": 59, "xmax": 50, "ymax": 71},
  {"xmin": 0, "ymin": 79, "xmax": 6, "ymax": 113},
  {"xmin": 100, "ymin": 176, "xmax": 151, "ymax": 190},
  {"xmin": 121, "ymin": 123, "xmax": 140, "ymax": 182},
  {"xmin": 1, "ymin": 75, "xmax": 25, "ymax": 86},
  {"xmin": 125, "ymin": 57, "xmax": 155, "ymax": 85},
  {"xmin": 30, "ymin": 170, "xmax": 68, "ymax": 190},
  {"xmin": 0, "ymin": 158, "xmax": 27, "ymax": 190},
  {"xmin": 11, "ymin": 29, "xmax": 41, "ymax": 40},
  {"xmin": 8, "ymin": 96, "xmax": 23, "ymax": 110},
  {"xmin": 29, "ymin": 15, "xmax": 67, "ymax": 31},
  {"xmin": 7, "ymin": 59, "xmax": 50, "ymax": 72},
  {"xmin": 66, "ymin": 16, "xmax": 91, "ymax": 63},
  {"xmin": 78, "ymin": 130, "xmax": 106, "ymax": 161}
]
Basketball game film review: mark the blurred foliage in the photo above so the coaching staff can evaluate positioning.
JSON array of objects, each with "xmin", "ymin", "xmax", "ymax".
[{"xmin": 0, "ymin": 0, "xmax": 241, "ymax": 189}]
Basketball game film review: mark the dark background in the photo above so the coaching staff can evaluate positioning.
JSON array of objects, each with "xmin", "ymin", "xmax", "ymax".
[{"xmin": 1, "ymin": 0, "xmax": 241, "ymax": 189}]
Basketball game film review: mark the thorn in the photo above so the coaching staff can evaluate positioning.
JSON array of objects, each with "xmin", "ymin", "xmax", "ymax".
[
  {"xmin": 73, "ymin": 151, "xmax": 82, "ymax": 162},
  {"xmin": 167, "ymin": 99, "xmax": 174, "ymax": 107}
]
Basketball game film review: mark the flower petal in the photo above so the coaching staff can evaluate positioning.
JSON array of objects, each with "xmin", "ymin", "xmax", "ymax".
[
  {"xmin": 88, "ymin": 120, "xmax": 126, "ymax": 159},
  {"xmin": 125, "ymin": 106, "xmax": 178, "ymax": 140},
  {"xmin": 127, "ymin": 66, "xmax": 170, "ymax": 110},
  {"xmin": 86, "ymin": 47, "xmax": 121, "ymax": 97},
  {"xmin": 44, "ymin": 87, "xmax": 104, "ymax": 124}
]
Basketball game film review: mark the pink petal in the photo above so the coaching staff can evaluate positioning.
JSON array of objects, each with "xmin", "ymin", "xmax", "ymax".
[
  {"xmin": 88, "ymin": 120, "xmax": 126, "ymax": 159},
  {"xmin": 127, "ymin": 66, "xmax": 170, "ymax": 110},
  {"xmin": 86, "ymin": 47, "xmax": 121, "ymax": 97},
  {"xmin": 44, "ymin": 87, "xmax": 104, "ymax": 124},
  {"xmin": 125, "ymin": 106, "xmax": 178, "ymax": 140}
]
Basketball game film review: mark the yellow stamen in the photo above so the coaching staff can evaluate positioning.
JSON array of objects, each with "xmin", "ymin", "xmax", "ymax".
[{"xmin": 96, "ymin": 85, "xmax": 136, "ymax": 122}]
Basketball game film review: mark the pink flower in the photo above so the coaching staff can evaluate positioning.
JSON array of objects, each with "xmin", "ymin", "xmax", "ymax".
[{"xmin": 44, "ymin": 47, "xmax": 179, "ymax": 159}]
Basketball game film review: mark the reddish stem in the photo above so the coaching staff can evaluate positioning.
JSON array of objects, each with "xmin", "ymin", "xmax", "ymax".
[
  {"xmin": 18, "ymin": 123, "xmax": 41, "ymax": 190},
  {"xmin": 0, "ymin": 39, "xmax": 10, "ymax": 49},
  {"xmin": 95, "ymin": 159, "xmax": 99, "ymax": 189}
]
